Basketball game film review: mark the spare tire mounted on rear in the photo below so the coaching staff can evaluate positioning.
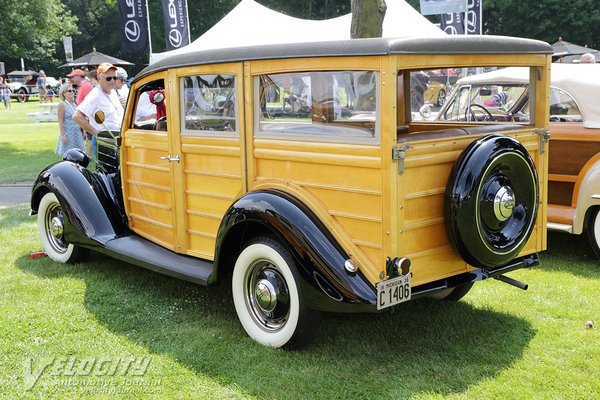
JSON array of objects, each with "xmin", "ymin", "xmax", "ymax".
[{"xmin": 445, "ymin": 134, "xmax": 539, "ymax": 268}]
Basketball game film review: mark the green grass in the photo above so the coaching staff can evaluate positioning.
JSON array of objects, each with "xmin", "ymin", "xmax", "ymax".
[
  {"xmin": 0, "ymin": 203, "xmax": 598, "ymax": 399},
  {"xmin": 0, "ymin": 99, "xmax": 62, "ymax": 183}
]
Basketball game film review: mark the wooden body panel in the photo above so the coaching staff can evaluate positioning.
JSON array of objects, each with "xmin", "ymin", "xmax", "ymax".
[
  {"xmin": 548, "ymin": 122, "xmax": 600, "ymax": 210},
  {"xmin": 398, "ymin": 131, "xmax": 545, "ymax": 286},
  {"xmin": 122, "ymin": 130, "xmax": 176, "ymax": 250}
]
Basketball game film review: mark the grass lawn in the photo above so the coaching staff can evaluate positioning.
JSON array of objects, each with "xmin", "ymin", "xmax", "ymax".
[
  {"xmin": 0, "ymin": 96, "xmax": 598, "ymax": 399},
  {"xmin": 0, "ymin": 204, "xmax": 598, "ymax": 399},
  {"xmin": 0, "ymin": 99, "xmax": 62, "ymax": 184}
]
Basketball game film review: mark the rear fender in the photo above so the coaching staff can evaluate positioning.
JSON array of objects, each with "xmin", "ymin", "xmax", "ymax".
[
  {"xmin": 215, "ymin": 190, "xmax": 377, "ymax": 312},
  {"xmin": 31, "ymin": 161, "xmax": 128, "ymax": 248}
]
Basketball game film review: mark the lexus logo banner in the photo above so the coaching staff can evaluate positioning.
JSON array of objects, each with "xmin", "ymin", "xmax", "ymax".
[
  {"xmin": 161, "ymin": 0, "xmax": 191, "ymax": 51},
  {"xmin": 441, "ymin": 0, "xmax": 482, "ymax": 35},
  {"xmin": 118, "ymin": 0, "xmax": 149, "ymax": 55}
]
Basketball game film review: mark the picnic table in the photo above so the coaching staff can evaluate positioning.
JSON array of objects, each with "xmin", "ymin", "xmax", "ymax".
[{"xmin": 27, "ymin": 103, "xmax": 59, "ymax": 123}]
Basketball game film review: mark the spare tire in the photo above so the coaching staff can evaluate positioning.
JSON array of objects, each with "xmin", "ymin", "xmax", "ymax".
[{"xmin": 445, "ymin": 134, "xmax": 538, "ymax": 268}]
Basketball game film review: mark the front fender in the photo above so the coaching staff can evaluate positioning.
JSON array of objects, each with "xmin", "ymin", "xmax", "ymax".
[
  {"xmin": 573, "ymin": 159, "xmax": 600, "ymax": 234},
  {"xmin": 31, "ymin": 161, "xmax": 128, "ymax": 247},
  {"xmin": 215, "ymin": 190, "xmax": 377, "ymax": 313}
]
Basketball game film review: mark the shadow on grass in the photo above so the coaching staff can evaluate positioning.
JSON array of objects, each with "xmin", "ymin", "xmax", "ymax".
[
  {"xmin": 542, "ymin": 231, "xmax": 600, "ymax": 279},
  {"xmin": 16, "ymin": 250, "xmax": 535, "ymax": 399}
]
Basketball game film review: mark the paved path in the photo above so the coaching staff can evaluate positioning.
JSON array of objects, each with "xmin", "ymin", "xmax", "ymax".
[{"xmin": 0, "ymin": 182, "xmax": 32, "ymax": 207}]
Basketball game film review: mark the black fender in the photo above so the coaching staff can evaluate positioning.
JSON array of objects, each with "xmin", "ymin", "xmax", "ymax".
[
  {"xmin": 445, "ymin": 134, "xmax": 539, "ymax": 268},
  {"xmin": 31, "ymin": 159, "xmax": 128, "ymax": 248},
  {"xmin": 215, "ymin": 189, "xmax": 377, "ymax": 313}
]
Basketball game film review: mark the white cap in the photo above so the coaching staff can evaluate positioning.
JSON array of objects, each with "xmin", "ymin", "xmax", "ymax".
[{"xmin": 116, "ymin": 67, "xmax": 128, "ymax": 80}]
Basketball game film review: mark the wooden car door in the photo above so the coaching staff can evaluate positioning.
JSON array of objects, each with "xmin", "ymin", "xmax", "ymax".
[{"xmin": 168, "ymin": 64, "xmax": 246, "ymax": 260}]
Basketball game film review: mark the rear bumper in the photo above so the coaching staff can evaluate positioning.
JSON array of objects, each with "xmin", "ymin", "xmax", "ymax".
[{"xmin": 411, "ymin": 253, "xmax": 539, "ymax": 299}]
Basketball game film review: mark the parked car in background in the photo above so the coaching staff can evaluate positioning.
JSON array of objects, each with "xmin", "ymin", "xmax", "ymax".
[
  {"xmin": 7, "ymin": 70, "xmax": 39, "ymax": 102},
  {"xmin": 435, "ymin": 63, "xmax": 600, "ymax": 257},
  {"xmin": 31, "ymin": 36, "xmax": 552, "ymax": 349}
]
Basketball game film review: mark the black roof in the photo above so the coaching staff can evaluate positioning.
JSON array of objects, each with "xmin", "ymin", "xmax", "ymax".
[{"xmin": 137, "ymin": 36, "xmax": 552, "ymax": 81}]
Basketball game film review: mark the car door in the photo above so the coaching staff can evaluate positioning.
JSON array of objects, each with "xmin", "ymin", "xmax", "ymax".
[
  {"xmin": 168, "ymin": 63, "xmax": 245, "ymax": 260},
  {"xmin": 121, "ymin": 73, "xmax": 179, "ymax": 251}
]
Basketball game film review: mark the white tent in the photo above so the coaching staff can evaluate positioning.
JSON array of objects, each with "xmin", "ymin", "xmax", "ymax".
[{"xmin": 150, "ymin": 0, "xmax": 444, "ymax": 63}]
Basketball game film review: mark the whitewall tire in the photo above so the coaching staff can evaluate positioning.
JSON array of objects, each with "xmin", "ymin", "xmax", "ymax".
[
  {"xmin": 232, "ymin": 237, "xmax": 319, "ymax": 349},
  {"xmin": 37, "ymin": 192, "xmax": 88, "ymax": 263}
]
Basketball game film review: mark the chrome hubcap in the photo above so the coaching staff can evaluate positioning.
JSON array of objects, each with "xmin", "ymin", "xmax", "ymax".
[
  {"xmin": 50, "ymin": 216, "xmax": 64, "ymax": 239},
  {"xmin": 494, "ymin": 186, "xmax": 515, "ymax": 221},
  {"xmin": 255, "ymin": 279, "xmax": 277, "ymax": 312},
  {"xmin": 245, "ymin": 261, "xmax": 290, "ymax": 332}
]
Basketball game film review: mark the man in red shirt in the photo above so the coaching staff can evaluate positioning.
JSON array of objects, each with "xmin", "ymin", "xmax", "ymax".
[{"xmin": 66, "ymin": 69, "xmax": 94, "ymax": 155}]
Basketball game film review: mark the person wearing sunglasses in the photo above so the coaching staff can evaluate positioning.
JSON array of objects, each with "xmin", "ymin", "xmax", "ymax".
[
  {"xmin": 56, "ymin": 84, "xmax": 86, "ymax": 156},
  {"xmin": 72, "ymin": 63, "xmax": 124, "ymax": 159}
]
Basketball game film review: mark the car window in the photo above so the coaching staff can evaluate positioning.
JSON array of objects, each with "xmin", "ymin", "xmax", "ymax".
[
  {"xmin": 132, "ymin": 79, "xmax": 166, "ymax": 130},
  {"xmin": 255, "ymin": 70, "xmax": 378, "ymax": 144},
  {"xmin": 181, "ymin": 74, "xmax": 236, "ymax": 135},
  {"xmin": 410, "ymin": 67, "xmax": 532, "ymax": 123},
  {"xmin": 549, "ymin": 88, "xmax": 582, "ymax": 122}
]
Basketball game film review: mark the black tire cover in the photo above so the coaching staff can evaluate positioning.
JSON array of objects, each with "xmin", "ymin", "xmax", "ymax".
[{"xmin": 445, "ymin": 134, "xmax": 538, "ymax": 268}]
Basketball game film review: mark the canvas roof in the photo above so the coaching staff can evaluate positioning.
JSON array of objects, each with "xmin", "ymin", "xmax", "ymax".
[
  {"xmin": 457, "ymin": 64, "xmax": 600, "ymax": 128},
  {"xmin": 150, "ymin": 0, "xmax": 444, "ymax": 63}
]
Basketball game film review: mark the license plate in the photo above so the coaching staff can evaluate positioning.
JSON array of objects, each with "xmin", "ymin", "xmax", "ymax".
[{"xmin": 376, "ymin": 274, "xmax": 411, "ymax": 310}]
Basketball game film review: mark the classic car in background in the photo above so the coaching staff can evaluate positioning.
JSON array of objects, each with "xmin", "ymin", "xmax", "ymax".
[
  {"xmin": 31, "ymin": 36, "xmax": 552, "ymax": 349},
  {"xmin": 6, "ymin": 70, "xmax": 61, "ymax": 102},
  {"xmin": 7, "ymin": 70, "xmax": 39, "ymax": 102},
  {"xmin": 435, "ymin": 63, "xmax": 600, "ymax": 258}
]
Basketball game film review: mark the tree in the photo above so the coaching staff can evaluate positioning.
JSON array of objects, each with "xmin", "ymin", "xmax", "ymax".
[
  {"xmin": 350, "ymin": 0, "xmax": 387, "ymax": 38},
  {"xmin": 483, "ymin": 0, "xmax": 600, "ymax": 49},
  {"xmin": 0, "ymin": 0, "xmax": 77, "ymax": 71}
]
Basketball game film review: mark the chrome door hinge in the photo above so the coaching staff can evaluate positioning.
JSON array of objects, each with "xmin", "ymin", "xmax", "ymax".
[
  {"xmin": 392, "ymin": 144, "xmax": 410, "ymax": 174},
  {"xmin": 535, "ymin": 129, "xmax": 550, "ymax": 154}
]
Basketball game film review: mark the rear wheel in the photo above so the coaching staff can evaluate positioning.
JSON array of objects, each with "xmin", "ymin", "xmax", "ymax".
[
  {"xmin": 17, "ymin": 88, "xmax": 28, "ymax": 103},
  {"xmin": 232, "ymin": 236, "xmax": 320, "ymax": 349},
  {"xmin": 585, "ymin": 207, "xmax": 600, "ymax": 259},
  {"xmin": 437, "ymin": 89, "xmax": 446, "ymax": 106},
  {"xmin": 37, "ymin": 192, "xmax": 89, "ymax": 263}
]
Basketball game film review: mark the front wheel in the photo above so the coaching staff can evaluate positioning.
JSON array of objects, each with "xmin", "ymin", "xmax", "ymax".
[
  {"xmin": 232, "ymin": 237, "xmax": 320, "ymax": 349},
  {"xmin": 585, "ymin": 207, "xmax": 600, "ymax": 259},
  {"xmin": 37, "ymin": 192, "xmax": 89, "ymax": 263}
]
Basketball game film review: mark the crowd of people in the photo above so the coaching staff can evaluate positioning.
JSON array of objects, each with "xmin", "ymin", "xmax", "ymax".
[{"xmin": 53, "ymin": 63, "xmax": 129, "ymax": 157}]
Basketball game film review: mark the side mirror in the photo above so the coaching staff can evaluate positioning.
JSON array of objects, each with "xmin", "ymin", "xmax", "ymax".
[{"xmin": 152, "ymin": 91, "xmax": 165, "ymax": 103}]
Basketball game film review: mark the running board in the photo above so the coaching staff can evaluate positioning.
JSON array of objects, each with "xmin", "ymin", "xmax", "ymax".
[
  {"xmin": 103, "ymin": 235, "xmax": 213, "ymax": 285},
  {"xmin": 547, "ymin": 222, "xmax": 573, "ymax": 233}
]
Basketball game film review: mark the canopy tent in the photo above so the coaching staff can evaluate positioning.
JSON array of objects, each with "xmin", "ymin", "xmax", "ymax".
[
  {"xmin": 60, "ymin": 50, "xmax": 134, "ymax": 68},
  {"xmin": 150, "ymin": 0, "xmax": 444, "ymax": 63},
  {"xmin": 551, "ymin": 38, "xmax": 597, "ymax": 57}
]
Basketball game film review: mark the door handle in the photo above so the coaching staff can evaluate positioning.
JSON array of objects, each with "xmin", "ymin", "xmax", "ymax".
[{"xmin": 159, "ymin": 153, "xmax": 180, "ymax": 163}]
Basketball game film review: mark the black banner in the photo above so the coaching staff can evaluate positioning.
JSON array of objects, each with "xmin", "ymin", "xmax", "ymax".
[
  {"xmin": 441, "ymin": 0, "xmax": 481, "ymax": 35},
  {"xmin": 118, "ymin": 0, "xmax": 149, "ymax": 55},
  {"xmin": 161, "ymin": 0, "xmax": 191, "ymax": 51}
]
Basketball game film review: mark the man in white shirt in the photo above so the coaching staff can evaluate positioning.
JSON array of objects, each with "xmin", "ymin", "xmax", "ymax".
[{"xmin": 72, "ymin": 63, "xmax": 124, "ymax": 137}]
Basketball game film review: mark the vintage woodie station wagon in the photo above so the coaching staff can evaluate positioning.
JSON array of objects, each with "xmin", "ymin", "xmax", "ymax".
[{"xmin": 31, "ymin": 36, "xmax": 552, "ymax": 349}]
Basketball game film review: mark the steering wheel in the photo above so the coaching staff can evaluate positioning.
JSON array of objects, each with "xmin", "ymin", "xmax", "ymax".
[{"xmin": 466, "ymin": 103, "xmax": 493, "ymax": 121}]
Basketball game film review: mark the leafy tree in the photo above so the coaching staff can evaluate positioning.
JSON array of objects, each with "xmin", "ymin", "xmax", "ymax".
[
  {"xmin": 1, "ymin": 0, "xmax": 77, "ymax": 72},
  {"xmin": 483, "ymin": 0, "xmax": 600, "ymax": 48}
]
